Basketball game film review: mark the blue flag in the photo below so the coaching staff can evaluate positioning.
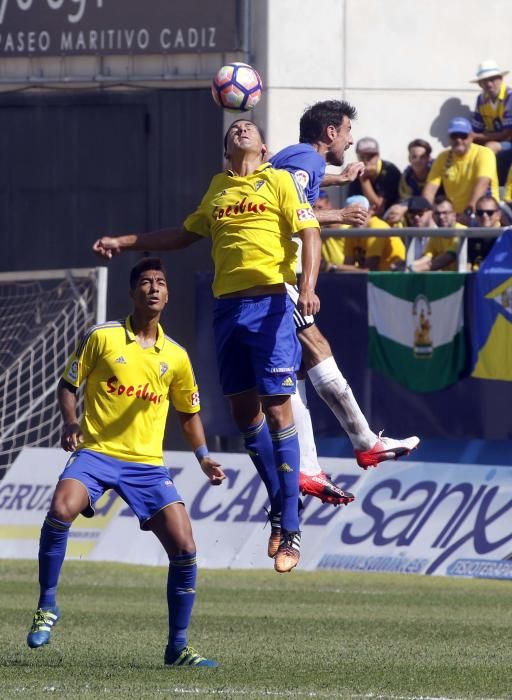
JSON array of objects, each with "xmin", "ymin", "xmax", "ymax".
[{"xmin": 471, "ymin": 230, "xmax": 512, "ymax": 381}]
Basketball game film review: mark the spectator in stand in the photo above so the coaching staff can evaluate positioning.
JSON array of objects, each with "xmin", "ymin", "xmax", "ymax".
[
  {"xmin": 348, "ymin": 137, "xmax": 401, "ymax": 218},
  {"xmin": 411, "ymin": 196, "xmax": 465, "ymax": 272},
  {"xmin": 468, "ymin": 195, "xmax": 502, "ymax": 270},
  {"xmin": 422, "ymin": 117, "xmax": 499, "ymax": 224},
  {"xmin": 402, "ymin": 196, "xmax": 434, "ymax": 262},
  {"xmin": 315, "ymin": 191, "xmax": 346, "ymax": 271},
  {"xmin": 399, "ymin": 139, "xmax": 434, "ymax": 200},
  {"xmin": 504, "ymin": 162, "xmax": 512, "ymax": 206},
  {"xmin": 358, "ymin": 202, "xmax": 405, "ymax": 271},
  {"xmin": 470, "ymin": 60, "xmax": 512, "ymax": 184}
]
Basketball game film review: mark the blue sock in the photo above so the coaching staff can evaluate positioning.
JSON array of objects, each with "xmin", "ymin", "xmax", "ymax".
[
  {"xmin": 242, "ymin": 417, "xmax": 281, "ymax": 515},
  {"xmin": 167, "ymin": 552, "xmax": 197, "ymax": 652},
  {"xmin": 38, "ymin": 514, "xmax": 71, "ymax": 609},
  {"xmin": 270, "ymin": 424, "xmax": 301, "ymax": 532}
]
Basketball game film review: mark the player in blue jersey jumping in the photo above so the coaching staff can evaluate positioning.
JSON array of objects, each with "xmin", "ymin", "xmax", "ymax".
[
  {"xmin": 270, "ymin": 100, "xmax": 419, "ymax": 512},
  {"xmin": 26, "ymin": 257, "xmax": 225, "ymax": 668}
]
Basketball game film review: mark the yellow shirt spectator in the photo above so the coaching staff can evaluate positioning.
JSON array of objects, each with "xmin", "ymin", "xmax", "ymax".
[
  {"xmin": 365, "ymin": 216, "xmax": 406, "ymax": 271},
  {"xmin": 426, "ymin": 143, "xmax": 499, "ymax": 214}
]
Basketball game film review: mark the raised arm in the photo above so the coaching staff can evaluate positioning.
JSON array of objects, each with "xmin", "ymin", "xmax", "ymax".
[{"xmin": 92, "ymin": 227, "xmax": 203, "ymax": 259}]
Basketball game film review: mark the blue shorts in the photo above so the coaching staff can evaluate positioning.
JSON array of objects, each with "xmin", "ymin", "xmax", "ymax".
[
  {"xmin": 59, "ymin": 449, "xmax": 183, "ymax": 530},
  {"xmin": 213, "ymin": 293, "xmax": 301, "ymax": 396}
]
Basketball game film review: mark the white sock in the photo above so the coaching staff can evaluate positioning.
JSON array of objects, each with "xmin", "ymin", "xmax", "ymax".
[
  {"xmin": 290, "ymin": 379, "xmax": 322, "ymax": 476},
  {"xmin": 307, "ymin": 356, "xmax": 376, "ymax": 451}
]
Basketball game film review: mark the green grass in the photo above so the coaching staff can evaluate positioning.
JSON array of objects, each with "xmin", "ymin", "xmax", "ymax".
[{"xmin": 1, "ymin": 560, "xmax": 512, "ymax": 699}]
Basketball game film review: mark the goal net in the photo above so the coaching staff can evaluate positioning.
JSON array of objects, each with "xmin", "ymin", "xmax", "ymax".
[{"xmin": 0, "ymin": 268, "xmax": 108, "ymax": 480}]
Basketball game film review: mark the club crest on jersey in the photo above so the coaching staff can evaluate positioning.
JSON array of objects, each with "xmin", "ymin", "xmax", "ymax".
[
  {"xmin": 160, "ymin": 362, "xmax": 169, "ymax": 377},
  {"xmin": 66, "ymin": 360, "xmax": 79, "ymax": 383},
  {"xmin": 254, "ymin": 180, "xmax": 265, "ymax": 191}
]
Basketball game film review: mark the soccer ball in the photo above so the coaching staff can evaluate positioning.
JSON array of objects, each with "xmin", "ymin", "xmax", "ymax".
[{"xmin": 211, "ymin": 63, "xmax": 263, "ymax": 112}]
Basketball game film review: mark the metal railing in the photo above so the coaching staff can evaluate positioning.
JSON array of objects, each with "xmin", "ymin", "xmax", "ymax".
[{"xmin": 319, "ymin": 226, "xmax": 510, "ymax": 272}]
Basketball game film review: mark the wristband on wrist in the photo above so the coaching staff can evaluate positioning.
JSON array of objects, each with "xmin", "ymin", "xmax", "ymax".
[{"xmin": 194, "ymin": 445, "xmax": 209, "ymax": 463}]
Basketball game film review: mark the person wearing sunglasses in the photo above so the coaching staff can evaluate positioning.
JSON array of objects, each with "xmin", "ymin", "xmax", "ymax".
[
  {"xmin": 468, "ymin": 195, "xmax": 502, "ymax": 270},
  {"xmin": 410, "ymin": 196, "xmax": 466, "ymax": 272},
  {"xmin": 470, "ymin": 60, "xmax": 512, "ymax": 185},
  {"xmin": 422, "ymin": 117, "xmax": 499, "ymax": 225}
]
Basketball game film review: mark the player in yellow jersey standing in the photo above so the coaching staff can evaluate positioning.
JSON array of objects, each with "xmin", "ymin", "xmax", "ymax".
[
  {"xmin": 26, "ymin": 257, "xmax": 225, "ymax": 668},
  {"xmin": 93, "ymin": 120, "xmax": 322, "ymax": 574}
]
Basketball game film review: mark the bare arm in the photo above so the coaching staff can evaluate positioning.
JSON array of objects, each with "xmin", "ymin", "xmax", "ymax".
[
  {"xmin": 422, "ymin": 182, "xmax": 439, "ymax": 205},
  {"xmin": 473, "ymin": 128, "xmax": 512, "ymax": 144},
  {"xmin": 321, "ymin": 162, "xmax": 365, "ymax": 186},
  {"xmin": 315, "ymin": 205, "xmax": 368, "ymax": 227},
  {"xmin": 296, "ymin": 226, "xmax": 321, "ymax": 316},
  {"xmin": 359, "ymin": 178, "xmax": 385, "ymax": 216},
  {"xmin": 57, "ymin": 378, "xmax": 84, "ymax": 452},
  {"xmin": 177, "ymin": 411, "xmax": 225, "ymax": 485},
  {"xmin": 467, "ymin": 176, "xmax": 492, "ymax": 211},
  {"xmin": 93, "ymin": 227, "xmax": 203, "ymax": 259}
]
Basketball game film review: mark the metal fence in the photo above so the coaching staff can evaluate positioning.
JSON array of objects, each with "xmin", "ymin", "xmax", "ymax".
[{"xmin": 319, "ymin": 226, "xmax": 510, "ymax": 272}]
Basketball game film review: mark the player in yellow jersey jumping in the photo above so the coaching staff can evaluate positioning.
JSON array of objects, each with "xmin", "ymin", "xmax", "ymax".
[
  {"xmin": 26, "ymin": 257, "xmax": 225, "ymax": 668},
  {"xmin": 93, "ymin": 120, "xmax": 322, "ymax": 574}
]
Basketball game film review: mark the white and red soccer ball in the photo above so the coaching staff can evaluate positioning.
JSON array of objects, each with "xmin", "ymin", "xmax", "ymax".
[{"xmin": 211, "ymin": 62, "xmax": 263, "ymax": 112}]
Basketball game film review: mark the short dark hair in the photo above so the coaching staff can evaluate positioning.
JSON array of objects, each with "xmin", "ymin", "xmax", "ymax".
[
  {"xmin": 223, "ymin": 119, "xmax": 266, "ymax": 153},
  {"xmin": 299, "ymin": 100, "xmax": 357, "ymax": 144},
  {"xmin": 433, "ymin": 195, "xmax": 454, "ymax": 208},
  {"xmin": 129, "ymin": 257, "xmax": 167, "ymax": 290},
  {"xmin": 475, "ymin": 194, "xmax": 499, "ymax": 209},
  {"xmin": 408, "ymin": 138, "xmax": 432, "ymax": 156}
]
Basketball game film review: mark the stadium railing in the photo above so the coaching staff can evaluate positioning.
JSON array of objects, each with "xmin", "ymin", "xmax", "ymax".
[{"xmin": 319, "ymin": 226, "xmax": 509, "ymax": 272}]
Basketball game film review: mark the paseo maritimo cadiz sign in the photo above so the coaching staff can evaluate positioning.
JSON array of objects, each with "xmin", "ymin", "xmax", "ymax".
[{"xmin": 0, "ymin": 0, "xmax": 240, "ymax": 57}]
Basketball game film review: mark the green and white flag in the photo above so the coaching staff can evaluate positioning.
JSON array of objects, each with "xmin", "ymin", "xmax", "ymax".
[{"xmin": 368, "ymin": 273, "xmax": 466, "ymax": 392}]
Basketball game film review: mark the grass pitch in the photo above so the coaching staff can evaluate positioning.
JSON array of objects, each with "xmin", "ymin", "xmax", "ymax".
[{"xmin": 1, "ymin": 560, "xmax": 511, "ymax": 699}]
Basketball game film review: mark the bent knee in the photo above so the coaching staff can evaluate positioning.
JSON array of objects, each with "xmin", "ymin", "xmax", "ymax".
[
  {"xmin": 298, "ymin": 325, "xmax": 332, "ymax": 368},
  {"xmin": 49, "ymin": 480, "xmax": 89, "ymax": 522},
  {"xmin": 49, "ymin": 498, "xmax": 83, "ymax": 523}
]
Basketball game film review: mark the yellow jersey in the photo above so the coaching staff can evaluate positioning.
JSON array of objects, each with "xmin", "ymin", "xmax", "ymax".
[
  {"xmin": 322, "ymin": 225, "xmax": 347, "ymax": 265},
  {"xmin": 505, "ymin": 165, "xmax": 512, "ymax": 201},
  {"xmin": 62, "ymin": 316, "xmax": 200, "ymax": 465},
  {"xmin": 183, "ymin": 163, "xmax": 319, "ymax": 297},
  {"xmin": 423, "ymin": 223, "xmax": 466, "ymax": 271},
  {"xmin": 426, "ymin": 144, "xmax": 499, "ymax": 213},
  {"xmin": 365, "ymin": 216, "xmax": 406, "ymax": 271}
]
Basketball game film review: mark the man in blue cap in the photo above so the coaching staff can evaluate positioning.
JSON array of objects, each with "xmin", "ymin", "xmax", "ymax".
[{"xmin": 422, "ymin": 117, "xmax": 499, "ymax": 224}]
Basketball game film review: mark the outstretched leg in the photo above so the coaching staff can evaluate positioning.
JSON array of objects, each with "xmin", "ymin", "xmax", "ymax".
[{"xmin": 299, "ymin": 324, "xmax": 419, "ymax": 468}]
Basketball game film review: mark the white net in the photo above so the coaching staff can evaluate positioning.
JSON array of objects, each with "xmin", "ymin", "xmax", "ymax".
[{"xmin": 0, "ymin": 269, "xmax": 107, "ymax": 479}]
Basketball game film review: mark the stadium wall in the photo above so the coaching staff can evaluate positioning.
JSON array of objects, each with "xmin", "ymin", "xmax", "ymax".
[{"xmin": 251, "ymin": 0, "xmax": 512, "ymax": 169}]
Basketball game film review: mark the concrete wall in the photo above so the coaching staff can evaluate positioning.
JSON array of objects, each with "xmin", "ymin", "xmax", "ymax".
[{"xmin": 252, "ymin": 0, "xmax": 512, "ymax": 169}]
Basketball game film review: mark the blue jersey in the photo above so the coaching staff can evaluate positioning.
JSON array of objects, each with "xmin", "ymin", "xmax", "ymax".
[{"xmin": 270, "ymin": 143, "xmax": 325, "ymax": 206}]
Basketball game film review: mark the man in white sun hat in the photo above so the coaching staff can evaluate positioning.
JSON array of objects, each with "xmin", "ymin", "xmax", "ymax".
[{"xmin": 470, "ymin": 59, "xmax": 512, "ymax": 183}]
